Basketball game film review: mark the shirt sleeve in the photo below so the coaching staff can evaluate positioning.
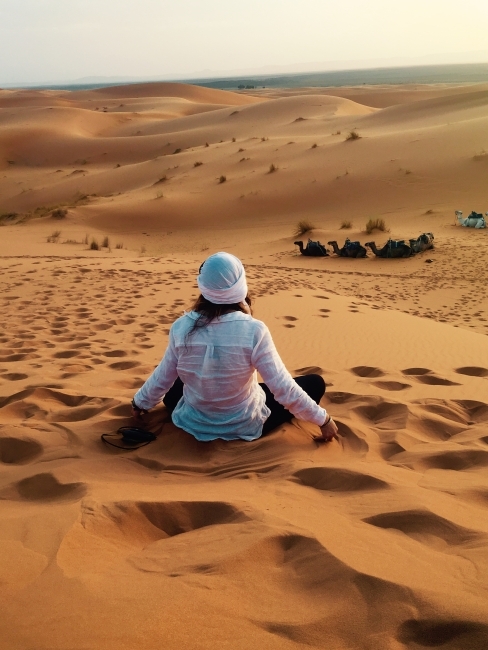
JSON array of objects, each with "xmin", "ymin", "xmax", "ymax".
[
  {"xmin": 133, "ymin": 328, "xmax": 179, "ymax": 410},
  {"xmin": 251, "ymin": 323, "xmax": 327, "ymax": 426}
]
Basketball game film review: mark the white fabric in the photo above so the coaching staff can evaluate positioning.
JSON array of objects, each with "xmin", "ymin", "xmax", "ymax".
[
  {"xmin": 197, "ymin": 252, "xmax": 248, "ymax": 304},
  {"xmin": 134, "ymin": 311, "xmax": 327, "ymax": 441}
]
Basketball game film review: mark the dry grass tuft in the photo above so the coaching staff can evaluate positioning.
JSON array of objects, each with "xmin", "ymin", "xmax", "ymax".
[
  {"xmin": 115, "ymin": 242, "xmax": 124, "ymax": 249},
  {"xmin": 365, "ymin": 218, "xmax": 388, "ymax": 234},
  {"xmin": 311, "ymin": 143, "xmax": 318, "ymax": 149},
  {"xmin": 340, "ymin": 220, "xmax": 353, "ymax": 229},
  {"xmin": 90, "ymin": 239, "xmax": 100, "ymax": 251},
  {"xmin": 294, "ymin": 220, "xmax": 316, "ymax": 237},
  {"xmin": 47, "ymin": 230, "xmax": 61, "ymax": 243},
  {"xmin": 102, "ymin": 236, "xmax": 110, "ymax": 248},
  {"xmin": 268, "ymin": 163, "xmax": 278, "ymax": 173},
  {"xmin": 346, "ymin": 130, "xmax": 361, "ymax": 141},
  {"xmin": 219, "ymin": 175, "xmax": 227, "ymax": 184},
  {"xmin": 51, "ymin": 208, "xmax": 67, "ymax": 219},
  {"xmin": 194, "ymin": 161, "xmax": 203, "ymax": 167}
]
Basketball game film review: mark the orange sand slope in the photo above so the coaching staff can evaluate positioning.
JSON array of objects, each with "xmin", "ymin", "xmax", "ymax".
[
  {"xmin": 1, "ymin": 257, "xmax": 488, "ymax": 649},
  {"xmin": 1, "ymin": 82, "xmax": 488, "ymax": 649}
]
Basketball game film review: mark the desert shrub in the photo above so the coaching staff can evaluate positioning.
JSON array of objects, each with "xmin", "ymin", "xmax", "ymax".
[
  {"xmin": 238, "ymin": 148, "xmax": 244, "ymax": 152},
  {"xmin": 365, "ymin": 218, "xmax": 388, "ymax": 234},
  {"xmin": 90, "ymin": 239, "xmax": 100, "ymax": 250},
  {"xmin": 0, "ymin": 212, "xmax": 18, "ymax": 223},
  {"xmin": 219, "ymin": 175, "xmax": 227, "ymax": 184},
  {"xmin": 232, "ymin": 137, "xmax": 236, "ymax": 142},
  {"xmin": 194, "ymin": 161, "xmax": 203, "ymax": 167},
  {"xmin": 115, "ymin": 242, "xmax": 124, "ymax": 249},
  {"xmin": 261, "ymin": 137, "xmax": 268, "ymax": 142},
  {"xmin": 51, "ymin": 208, "xmax": 67, "ymax": 219},
  {"xmin": 294, "ymin": 220, "xmax": 316, "ymax": 237},
  {"xmin": 47, "ymin": 230, "xmax": 61, "ymax": 243},
  {"xmin": 268, "ymin": 163, "xmax": 277, "ymax": 173},
  {"xmin": 340, "ymin": 220, "xmax": 352, "ymax": 229},
  {"xmin": 346, "ymin": 130, "xmax": 361, "ymax": 141},
  {"xmin": 425, "ymin": 209, "xmax": 434, "ymax": 215},
  {"xmin": 205, "ymin": 142, "xmax": 209, "ymax": 147},
  {"xmin": 311, "ymin": 143, "xmax": 318, "ymax": 149},
  {"xmin": 173, "ymin": 148, "xmax": 182, "ymax": 154},
  {"xmin": 102, "ymin": 236, "xmax": 110, "ymax": 248}
]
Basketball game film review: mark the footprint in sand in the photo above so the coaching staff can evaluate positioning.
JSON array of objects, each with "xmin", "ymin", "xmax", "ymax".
[
  {"xmin": 397, "ymin": 619, "xmax": 488, "ymax": 649},
  {"xmin": 292, "ymin": 467, "xmax": 388, "ymax": 492},
  {"xmin": 2, "ymin": 472, "xmax": 86, "ymax": 501},
  {"xmin": 350, "ymin": 366, "xmax": 386, "ymax": 378},
  {"xmin": 455, "ymin": 366, "xmax": 488, "ymax": 378},
  {"xmin": 0, "ymin": 436, "xmax": 44, "ymax": 464},
  {"xmin": 363, "ymin": 509, "xmax": 484, "ymax": 546},
  {"xmin": 372, "ymin": 381, "xmax": 411, "ymax": 391}
]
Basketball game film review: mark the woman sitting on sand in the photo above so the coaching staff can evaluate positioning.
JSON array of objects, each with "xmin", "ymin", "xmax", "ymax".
[{"xmin": 131, "ymin": 252, "xmax": 338, "ymax": 443}]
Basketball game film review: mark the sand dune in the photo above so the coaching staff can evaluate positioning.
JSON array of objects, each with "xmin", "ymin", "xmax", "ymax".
[{"xmin": 1, "ymin": 81, "xmax": 488, "ymax": 649}]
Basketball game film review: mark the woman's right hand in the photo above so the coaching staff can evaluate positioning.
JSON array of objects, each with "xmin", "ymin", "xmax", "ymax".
[{"xmin": 315, "ymin": 416, "xmax": 339, "ymax": 443}]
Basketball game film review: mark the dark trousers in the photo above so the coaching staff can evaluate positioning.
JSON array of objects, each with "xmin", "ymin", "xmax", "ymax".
[{"xmin": 163, "ymin": 374, "xmax": 326, "ymax": 436}]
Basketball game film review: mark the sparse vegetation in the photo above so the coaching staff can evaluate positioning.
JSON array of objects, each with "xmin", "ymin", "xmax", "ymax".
[
  {"xmin": 90, "ymin": 239, "xmax": 100, "ymax": 250},
  {"xmin": 425, "ymin": 209, "xmax": 434, "ymax": 215},
  {"xmin": 333, "ymin": 131, "xmax": 341, "ymax": 135},
  {"xmin": 154, "ymin": 175, "xmax": 167, "ymax": 184},
  {"xmin": 83, "ymin": 233, "xmax": 89, "ymax": 245},
  {"xmin": 0, "ymin": 212, "xmax": 19, "ymax": 224},
  {"xmin": 239, "ymin": 157, "xmax": 249, "ymax": 162},
  {"xmin": 205, "ymin": 142, "xmax": 209, "ymax": 148},
  {"xmin": 115, "ymin": 242, "xmax": 124, "ymax": 249},
  {"xmin": 311, "ymin": 143, "xmax": 318, "ymax": 149},
  {"xmin": 102, "ymin": 236, "xmax": 110, "ymax": 248},
  {"xmin": 365, "ymin": 218, "xmax": 388, "ymax": 234},
  {"xmin": 346, "ymin": 130, "xmax": 361, "ymax": 141},
  {"xmin": 294, "ymin": 220, "xmax": 316, "ymax": 237},
  {"xmin": 219, "ymin": 175, "xmax": 227, "ymax": 184},
  {"xmin": 268, "ymin": 163, "xmax": 277, "ymax": 173},
  {"xmin": 232, "ymin": 137, "xmax": 236, "ymax": 142},
  {"xmin": 294, "ymin": 117, "xmax": 306, "ymax": 122},
  {"xmin": 238, "ymin": 148, "xmax": 245, "ymax": 152},
  {"xmin": 405, "ymin": 169, "xmax": 412, "ymax": 175},
  {"xmin": 115, "ymin": 163, "xmax": 121, "ymax": 168},
  {"xmin": 173, "ymin": 148, "xmax": 182, "ymax": 154},
  {"xmin": 194, "ymin": 161, "xmax": 203, "ymax": 167},
  {"xmin": 47, "ymin": 230, "xmax": 61, "ymax": 243},
  {"xmin": 261, "ymin": 137, "xmax": 268, "ymax": 142},
  {"xmin": 51, "ymin": 208, "xmax": 67, "ymax": 219},
  {"xmin": 340, "ymin": 220, "xmax": 353, "ymax": 229}
]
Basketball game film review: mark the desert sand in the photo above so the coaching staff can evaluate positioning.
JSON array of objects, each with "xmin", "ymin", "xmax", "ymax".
[{"xmin": 1, "ymin": 80, "xmax": 488, "ymax": 650}]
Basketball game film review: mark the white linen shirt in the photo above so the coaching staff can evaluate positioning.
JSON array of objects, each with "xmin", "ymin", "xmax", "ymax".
[{"xmin": 134, "ymin": 311, "xmax": 327, "ymax": 441}]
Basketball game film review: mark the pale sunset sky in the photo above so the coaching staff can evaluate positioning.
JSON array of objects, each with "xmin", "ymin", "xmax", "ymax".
[{"xmin": 1, "ymin": 0, "xmax": 487, "ymax": 84}]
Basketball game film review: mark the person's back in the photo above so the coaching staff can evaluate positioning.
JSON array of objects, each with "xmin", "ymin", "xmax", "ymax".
[{"xmin": 132, "ymin": 252, "xmax": 338, "ymax": 444}]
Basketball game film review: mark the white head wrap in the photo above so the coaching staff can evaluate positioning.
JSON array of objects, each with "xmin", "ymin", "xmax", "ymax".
[{"xmin": 197, "ymin": 252, "xmax": 248, "ymax": 305}]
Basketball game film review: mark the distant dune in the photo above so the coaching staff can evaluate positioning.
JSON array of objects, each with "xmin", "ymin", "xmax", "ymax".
[{"xmin": 1, "ymin": 80, "xmax": 488, "ymax": 650}]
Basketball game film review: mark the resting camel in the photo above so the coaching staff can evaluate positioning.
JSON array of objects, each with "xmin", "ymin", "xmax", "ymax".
[
  {"xmin": 327, "ymin": 238, "xmax": 367, "ymax": 258},
  {"xmin": 365, "ymin": 239, "xmax": 413, "ymax": 258},
  {"xmin": 455, "ymin": 210, "xmax": 487, "ymax": 229},
  {"xmin": 409, "ymin": 232, "xmax": 434, "ymax": 253},
  {"xmin": 294, "ymin": 239, "xmax": 329, "ymax": 257}
]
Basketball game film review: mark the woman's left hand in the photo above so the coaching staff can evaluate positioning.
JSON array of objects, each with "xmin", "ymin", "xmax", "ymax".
[{"xmin": 314, "ymin": 416, "xmax": 339, "ymax": 443}]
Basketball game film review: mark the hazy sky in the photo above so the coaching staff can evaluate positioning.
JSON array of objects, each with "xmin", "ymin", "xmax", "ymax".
[{"xmin": 1, "ymin": 0, "xmax": 488, "ymax": 83}]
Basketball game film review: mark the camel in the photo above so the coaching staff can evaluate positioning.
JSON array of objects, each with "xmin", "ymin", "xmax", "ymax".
[
  {"xmin": 365, "ymin": 239, "xmax": 413, "ymax": 258},
  {"xmin": 455, "ymin": 210, "xmax": 487, "ymax": 229},
  {"xmin": 327, "ymin": 238, "xmax": 367, "ymax": 258},
  {"xmin": 294, "ymin": 239, "xmax": 329, "ymax": 257},
  {"xmin": 409, "ymin": 232, "xmax": 434, "ymax": 253}
]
